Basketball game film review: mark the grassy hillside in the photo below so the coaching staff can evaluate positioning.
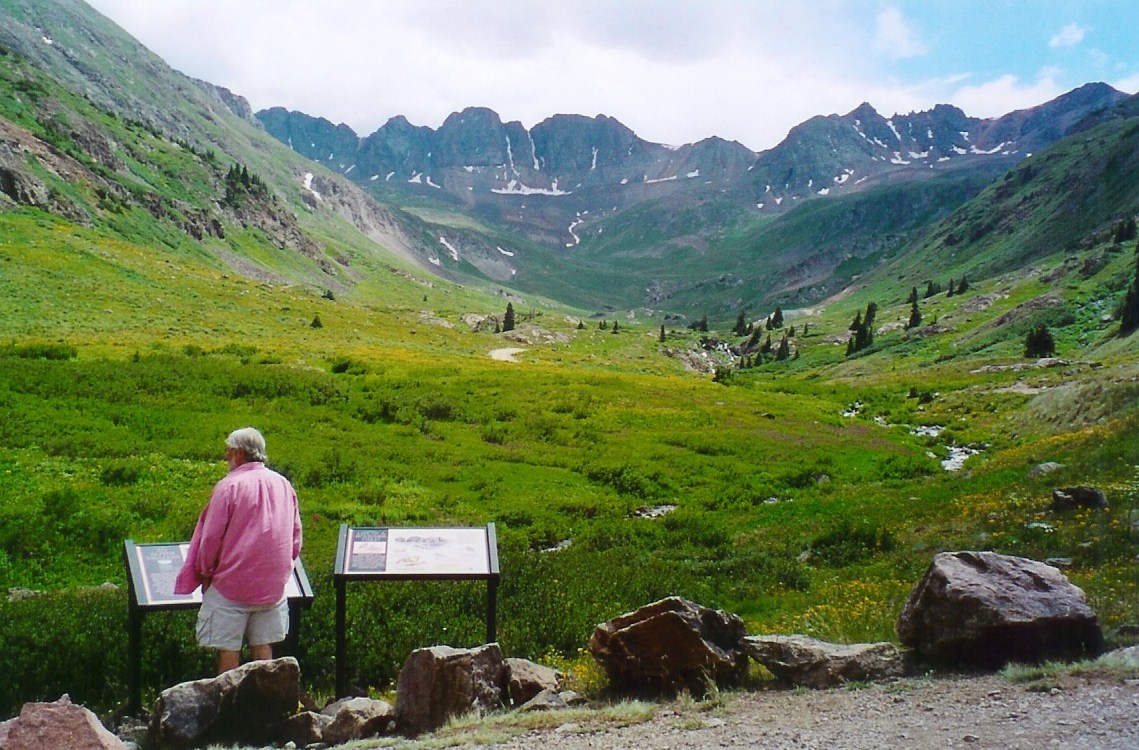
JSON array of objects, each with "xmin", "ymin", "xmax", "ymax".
[{"xmin": 0, "ymin": 0, "xmax": 1136, "ymax": 723}]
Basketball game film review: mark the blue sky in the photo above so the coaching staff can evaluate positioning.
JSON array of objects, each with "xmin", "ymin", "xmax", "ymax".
[{"xmin": 85, "ymin": 0, "xmax": 1138, "ymax": 152}]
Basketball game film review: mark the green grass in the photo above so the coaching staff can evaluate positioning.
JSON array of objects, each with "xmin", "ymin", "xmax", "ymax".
[{"xmin": 0, "ymin": 15, "xmax": 1137, "ymax": 721}]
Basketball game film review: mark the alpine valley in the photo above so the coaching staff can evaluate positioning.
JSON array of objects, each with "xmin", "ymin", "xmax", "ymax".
[{"xmin": 0, "ymin": 0, "xmax": 1137, "ymax": 721}]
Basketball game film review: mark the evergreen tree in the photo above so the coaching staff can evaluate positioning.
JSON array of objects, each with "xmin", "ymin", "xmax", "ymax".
[
  {"xmin": 1112, "ymin": 217, "xmax": 1138, "ymax": 243},
  {"xmin": 849, "ymin": 310, "xmax": 862, "ymax": 331},
  {"xmin": 577, "ymin": 320, "xmax": 585, "ymax": 330},
  {"xmin": 957, "ymin": 276, "xmax": 969, "ymax": 295},
  {"xmin": 1119, "ymin": 251, "xmax": 1139, "ymax": 335},
  {"xmin": 788, "ymin": 325, "xmax": 796, "ymax": 337},
  {"xmin": 772, "ymin": 306, "xmax": 784, "ymax": 329},
  {"xmin": 760, "ymin": 333, "xmax": 772, "ymax": 354},
  {"xmin": 503, "ymin": 302, "xmax": 515, "ymax": 332},
  {"xmin": 775, "ymin": 336, "xmax": 790, "ymax": 361},
  {"xmin": 907, "ymin": 286, "xmax": 918, "ymax": 305},
  {"xmin": 863, "ymin": 301, "xmax": 877, "ymax": 331},
  {"xmin": 659, "ymin": 324, "xmax": 666, "ymax": 342},
  {"xmin": 923, "ymin": 280, "xmax": 941, "ymax": 299},
  {"xmin": 310, "ymin": 314, "xmax": 323, "ymax": 329},
  {"xmin": 698, "ymin": 316, "xmax": 709, "ymax": 333},
  {"xmin": 947, "ymin": 278, "xmax": 956, "ymax": 297},
  {"xmin": 599, "ymin": 320, "xmax": 608, "ymax": 331},
  {"xmin": 1024, "ymin": 324, "xmax": 1056, "ymax": 357},
  {"xmin": 733, "ymin": 309, "xmax": 748, "ymax": 336},
  {"xmin": 906, "ymin": 300, "xmax": 922, "ymax": 329},
  {"xmin": 611, "ymin": 320, "xmax": 620, "ymax": 333}
]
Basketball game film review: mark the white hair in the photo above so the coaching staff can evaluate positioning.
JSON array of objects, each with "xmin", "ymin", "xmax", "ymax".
[{"xmin": 225, "ymin": 427, "xmax": 267, "ymax": 463}]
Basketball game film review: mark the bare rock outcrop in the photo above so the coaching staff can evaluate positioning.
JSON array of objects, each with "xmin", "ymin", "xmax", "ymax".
[
  {"xmin": 897, "ymin": 551, "xmax": 1103, "ymax": 668},
  {"xmin": 587, "ymin": 596, "xmax": 748, "ymax": 697}
]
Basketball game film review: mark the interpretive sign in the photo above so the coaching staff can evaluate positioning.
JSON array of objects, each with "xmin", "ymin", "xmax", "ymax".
[
  {"xmin": 338, "ymin": 526, "xmax": 493, "ymax": 576},
  {"xmin": 332, "ymin": 523, "xmax": 499, "ymax": 696},
  {"xmin": 125, "ymin": 540, "xmax": 311, "ymax": 608},
  {"xmin": 122, "ymin": 540, "xmax": 314, "ymax": 710}
]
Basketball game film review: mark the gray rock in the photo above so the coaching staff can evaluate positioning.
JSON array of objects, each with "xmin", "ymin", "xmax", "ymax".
[
  {"xmin": 1050, "ymin": 486, "xmax": 1108, "ymax": 511},
  {"xmin": 587, "ymin": 596, "xmax": 749, "ymax": 697},
  {"xmin": 147, "ymin": 657, "xmax": 300, "ymax": 749},
  {"xmin": 897, "ymin": 551, "xmax": 1103, "ymax": 668},
  {"xmin": 1098, "ymin": 645, "xmax": 1139, "ymax": 667},
  {"xmin": 277, "ymin": 711, "xmax": 332, "ymax": 746},
  {"xmin": 1027, "ymin": 461, "xmax": 1064, "ymax": 478},
  {"xmin": 321, "ymin": 697, "xmax": 396, "ymax": 743},
  {"xmin": 517, "ymin": 689, "xmax": 588, "ymax": 712},
  {"xmin": 1, "ymin": 695, "xmax": 127, "ymax": 750},
  {"xmin": 395, "ymin": 643, "xmax": 508, "ymax": 735},
  {"xmin": 505, "ymin": 658, "xmax": 563, "ymax": 706},
  {"xmin": 744, "ymin": 635, "xmax": 910, "ymax": 688}
]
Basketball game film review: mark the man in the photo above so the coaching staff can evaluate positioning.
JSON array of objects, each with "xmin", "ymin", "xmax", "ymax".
[{"xmin": 175, "ymin": 427, "xmax": 302, "ymax": 673}]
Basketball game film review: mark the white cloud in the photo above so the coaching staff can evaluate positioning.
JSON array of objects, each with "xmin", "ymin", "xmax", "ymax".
[
  {"xmin": 947, "ymin": 71, "xmax": 1065, "ymax": 118},
  {"xmin": 874, "ymin": 8, "xmax": 926, "ymax": 60},
  {"xmin": 82, "ymin": 0, "xmax": 1132, "ymax": 153},
  {"xmin": 1112, "ymin": 72, "xmax": 1139, "ymax": 95},
  {"xmin": 1049, "ymin": 23, "xmax": 1086, "ymax": 49}
]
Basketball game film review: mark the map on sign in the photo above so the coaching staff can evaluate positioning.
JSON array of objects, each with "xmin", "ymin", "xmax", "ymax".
[
  {"xmin": 128, "ymin": 542, "xmax": 306, "ymax": 607},
  {"xmin": 342, "ymin": 527, "xmax": 491, "ymax": 576}
]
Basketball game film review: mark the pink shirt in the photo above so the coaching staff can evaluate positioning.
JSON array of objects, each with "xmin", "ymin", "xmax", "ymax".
[{"xmin": 174, "ymin": 462, "xmax": 302, "ymax": 605}]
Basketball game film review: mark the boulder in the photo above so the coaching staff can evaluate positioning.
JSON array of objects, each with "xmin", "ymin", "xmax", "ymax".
[
  {"xmin": 277, "ymin": 711, "xmax": 332, "ymax": 747},
  {"xmin": 394, "ymin": 643, "xmax": 508, "ymax": 735},
  {"xmin": 1050, "ymin": 486, "xmax": 1108, "ymax": 511},
  {"xmin": 744, "ymin": 635, "xmax": 910, "ymax": 688},
  {"xmin": 587, "ymin": 596, "xmax": 748, "ymax": 696},
  {"xmin": 1027, "ymin": 461, "xmax": 1064, "ymax": 478},
  {"xmin": 321, "ymin": 696, "xmax": 396, "ymax": 744},
  {"xmin": 1, "ymin": 695, "xmax": 126, "ymax": 750},
  {"xmin": 897, "ymin": 551, "xmax": 1103, "ymax": 668},
  {"xmin": 517, "ymin": 689, "xmax": 587, "ymax": 712},
  {"xmin": 505, "ymin": 658, "xmax": 563, "ymax": 706},
  {"xmin": 147, "ymin": 657, "xmax": 300, "ymax": 750}
]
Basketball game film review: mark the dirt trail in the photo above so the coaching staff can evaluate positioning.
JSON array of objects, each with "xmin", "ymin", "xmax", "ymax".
[
  {"xmin": 489, "ymin": 348, "xmax": 527, "ymax": 362},
  {"xmin": 490, "ymin": 672, "xmax": 1139, "ymax": 750}
]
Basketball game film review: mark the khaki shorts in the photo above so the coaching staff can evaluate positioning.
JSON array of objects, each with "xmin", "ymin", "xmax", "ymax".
[{"xmin": 196, "ymin": 586, "xmax": 288, "ymax": 651}]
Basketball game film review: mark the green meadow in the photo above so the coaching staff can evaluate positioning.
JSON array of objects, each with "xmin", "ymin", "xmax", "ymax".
[{"xmin": 2, "ymin": 208, "xmax": 1137, "ymax": 717}]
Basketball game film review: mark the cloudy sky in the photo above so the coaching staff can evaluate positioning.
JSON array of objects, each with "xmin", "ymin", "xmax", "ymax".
[{"xmin": 85, "ymin": 0, "xmax": 1138, "ymax": 153}]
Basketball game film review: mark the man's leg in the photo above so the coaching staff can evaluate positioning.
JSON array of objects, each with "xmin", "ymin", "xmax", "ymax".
[
  {"xmin": 217, "ymin": 650, "xmax": 241, "ymax": 673},
  {"xmin": 249, "ymin": 643, "xmax": 273, "ymax": 661}
]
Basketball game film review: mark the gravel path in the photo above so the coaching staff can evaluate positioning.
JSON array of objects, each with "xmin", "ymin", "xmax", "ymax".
[
  {"xmin": 488, "ymin": 348, "xmax": 526, "ymax": 362},
  {"xmin": 491, "ymin": 672, "xmax": 1139, "ymax": 750}
]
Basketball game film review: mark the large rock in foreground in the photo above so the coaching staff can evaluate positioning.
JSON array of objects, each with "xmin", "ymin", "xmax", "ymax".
[
  {"xmin": 395, "ymin": 643, "xmax": 508, "ymax": 735},
  {"xmin": 897, "ymin": 551, "xmax": 1103, "ymax": 668},
  {"xmin": 588, "ymin": 596, "xmax": 748, "ymax": 696},
  {"xmin": 0, "ymin": 695, "xmax": 127, "ymax": 750},
  {"xmin": 745, "ymin": 635, "xmax": 910, "ymax": 688},
  {"xmin": 147, "ymin": 658, "xmax": 300, "ymax": 749}
]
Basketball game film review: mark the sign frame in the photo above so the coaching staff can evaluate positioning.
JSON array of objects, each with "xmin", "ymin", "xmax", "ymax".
[
  {"xmin": 122, "ymin": 540, "xmax": 314, "ymax": 711},
  {"xmin": 332, "ymin": 523, "xmax": 500, "ymax": 697}
]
